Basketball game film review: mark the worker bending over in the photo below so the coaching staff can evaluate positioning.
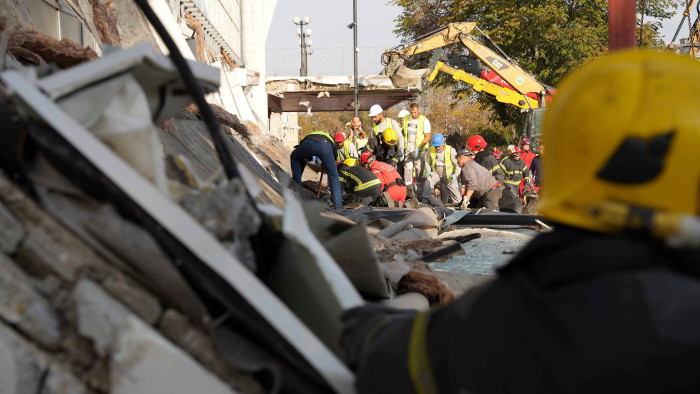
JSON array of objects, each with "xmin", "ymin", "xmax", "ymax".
[
  {"xmin": 361, "ymin": 152, "xmax": 407, "ymax": 207},
  {"xmin": 364, "ymin": 127, "xmax": 401, "ymax": 168},
  {"xmin": 289, "ymin": 130, "xmax": 342, "ymax": 208},
  {"xmin": 336, "ymin": 161, "xmax": 382, "ymax": 206},
  {"xmin": 468, "ymin": 134, "xmax": 505, "ymax": 186},
  {"xmin": 456, "ymin": 149, "xmax": 501, "ymax": 210},
  {"xmin": 422, "ymin": 133, "xmax": 460, "ymax": 205},
  {"xmin": 342, "ymin": 50, "xmax": 700, "ymax": 393}
]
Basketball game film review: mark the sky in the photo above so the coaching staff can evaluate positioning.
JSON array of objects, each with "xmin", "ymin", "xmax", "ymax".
[
  {"xmin": 265, "ymin": 1, "xmax": 692, "ymax": 76},
  {"xmin": 266, "ymin": 0, "xmax": 403, "ymax": 50}
]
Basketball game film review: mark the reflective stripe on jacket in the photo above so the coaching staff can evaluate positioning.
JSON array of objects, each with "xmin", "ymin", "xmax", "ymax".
[
  {"xmin": 339, "ymin": 166, "xmax": 382, "ymax": 192},
  {"xmin": 500, "ymin": 157, "xmax": 529, "ymax": 186}
]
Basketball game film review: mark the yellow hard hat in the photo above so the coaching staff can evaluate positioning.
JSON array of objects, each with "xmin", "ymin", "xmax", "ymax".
[
  {"xmin": 343, "ymin": 158, "xmax": 358, "ymax": 166},
  {"xmin": 383, "ymin": 128, "xmax": 398, "ymax": 146},
  {"xmin": 539, "ymin": 50, "xmax": 700, "ymax": 235}
]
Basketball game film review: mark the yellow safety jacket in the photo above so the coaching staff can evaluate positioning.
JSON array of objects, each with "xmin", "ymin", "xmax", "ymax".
[
  {"xmin": 429, "ymin": 145, "xmax": 455, "ymax": 178},
  {"xmin": 402, "ymin": 115, "xmax": 428, "ymax": 151},
  {"xmin": 373, "ymin": 118, "xmax": 398, "ymax": 137}
]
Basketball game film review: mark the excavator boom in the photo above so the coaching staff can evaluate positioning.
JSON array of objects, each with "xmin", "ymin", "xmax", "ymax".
[{"xmin": 383, "ymin": 22, "xmax": 548, "ymax": 98}]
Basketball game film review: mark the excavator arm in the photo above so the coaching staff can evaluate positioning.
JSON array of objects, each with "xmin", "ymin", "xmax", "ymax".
[
  {"xmin": 383, "ymin": 22, "xmax": 550, "ymax": 99},
  {"xmin": 427, "ymin": 60, "xmax": 540, "ymax": 109}
]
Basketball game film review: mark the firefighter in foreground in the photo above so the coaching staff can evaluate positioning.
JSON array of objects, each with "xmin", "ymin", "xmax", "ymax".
[{"xmin": 341, "ymin": 51, "xmax": 700, "ymax": 393}]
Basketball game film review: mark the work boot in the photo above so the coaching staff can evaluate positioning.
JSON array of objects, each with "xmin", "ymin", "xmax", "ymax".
[{"xmin": 382, "ymin": 192, "xmax": 394, "ymax": 208}]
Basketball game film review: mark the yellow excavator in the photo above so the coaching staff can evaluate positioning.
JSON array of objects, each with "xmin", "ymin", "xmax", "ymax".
[
  {"xmin": 381, "ymin": 22, "xmax": 555, "ymax": 142},
  {"xmin": 668, "ymin": 0, "xmax": 700, "ymax": 58}
]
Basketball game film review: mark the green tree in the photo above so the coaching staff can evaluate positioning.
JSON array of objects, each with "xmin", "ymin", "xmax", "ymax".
[
  {"xmin": 637, "ymin": 0, "xmax": 684, "ymax": 48},
  {"xmin": 391, "ymin": 0, "xmax": 682, "ymax": 128}
]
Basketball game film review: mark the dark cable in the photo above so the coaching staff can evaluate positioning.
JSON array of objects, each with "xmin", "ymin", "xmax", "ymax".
[{"xmin": 132, "ymin": 0, "xmax": 239, "ymax": 180}]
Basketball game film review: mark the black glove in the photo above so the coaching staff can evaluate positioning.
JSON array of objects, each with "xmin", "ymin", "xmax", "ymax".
[{"xmin": 341, "ymin": 304, "xmax": 417, "ymax": 371}]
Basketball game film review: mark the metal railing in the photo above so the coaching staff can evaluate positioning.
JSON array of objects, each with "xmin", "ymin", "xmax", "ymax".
[{"xmin": 266, "ymin": 47, "xmax": 388, "ymax": 77}]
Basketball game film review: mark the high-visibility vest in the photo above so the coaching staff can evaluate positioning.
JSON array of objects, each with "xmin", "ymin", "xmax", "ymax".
[
  {"xmin": 402, "ymin": 115, "xmax": 427, "ymax": 150},
  {"xmin": 372, "ymin": 118, "xmax": 398, "ymax": 137},
  {"xmin": 305, "ymin": 130, "xmax": 334, "ymax": 143},
  {"xmin": 336, "ymin": 143, "xmax": 354, "ymax": 161},
  {"xmin": 429, "ymin": 145, "xmax": 455, "ymax": 177}
]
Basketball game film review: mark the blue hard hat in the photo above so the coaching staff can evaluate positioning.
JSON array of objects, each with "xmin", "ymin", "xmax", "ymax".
[{"xmin": 431, "ymin": 133, "xmax": 445, "ymax": 147}]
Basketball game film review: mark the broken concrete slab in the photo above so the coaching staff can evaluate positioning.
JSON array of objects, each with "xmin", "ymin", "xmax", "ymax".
[
  {"xmin": 0, "ymin": 200, "xmax": 24, "ymax": 254},
  {"xmin": 111, "ymin": 315, "xmax": 238, "ymax": 394},
  {"xmin": 0, "ymin": 320, "xmax": 87, "ymax": 394},
  {"xmin": 0, "ymin": 252, "xmax": 61, "ymax": 349}
]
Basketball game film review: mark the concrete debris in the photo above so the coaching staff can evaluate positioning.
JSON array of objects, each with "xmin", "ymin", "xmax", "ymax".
[
  {"xmin": 0, "ymin": 201, "xmax": 24, "ymax": 254},
  {"xmin": 87, "ymin": 0, "xmax": 121, "ymax": 47},
  {"xmin": 185, "ymin": 12, "xmax": 206, "ymax": 62},
  {"xmin": 0, "ymin": 252, "xmax": 61, "ymax": 349},
  {"xmin": 8, "ymin": 30, "xmax": 98, "ymax": 68},
  {"xmin": 185, "ymin": 102, "xmax": 252, "ymax": 141}
]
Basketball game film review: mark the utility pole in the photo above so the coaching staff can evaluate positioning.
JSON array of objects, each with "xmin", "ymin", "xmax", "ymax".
[
  {"xmin": 350, "ymin": 0, "xmax": 359, "ymax": 116},
  {"xmin": 293, "ymin": 16, "xmax": 312, "ymax": 76}
]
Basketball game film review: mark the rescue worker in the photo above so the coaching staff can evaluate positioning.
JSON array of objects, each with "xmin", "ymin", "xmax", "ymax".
[
  {"xmin": 530, "ymin": 143, "xmax": 543, "ymax": 191},
  {"xmin": 342, "ymin": 50, "xmax": 700, "ymax": 394},
  {"xmin": 520, "ymin": 137, "xmax": 537, "ymax": 168},
  {"xmin": 346, "ymin": 116, "xmax": 368, "ymax": 151},
  {"xmin": 361, "ymin": 152, "xmax": 407, "ymax": 207},
  {"xmin": 336, "ymin": 161, "xmax": 382, "ymax": 206},
  {"xmin": 290, "ymin": 130, "xmax": 342, "ymax": 208},
  {"xmin": 367, "ymin": 104, "xmax": 404, "ymax": 149},
  {"xmin": 401, "ymin": 102, "xmax": 432, "ymax": 195},
  {"xmin": 467, "ymin": 134, "xmax": 505, "ymax": 186},
  {"xmin": 365, "ymin": 127, "xmax": 401, "ymax": 168},
  {"xmin": 500, "ymin": 146, "xmax": 529, "ymax": 206},
  {"xmin": 334, "ymin": 132, "xmax": 358, "ymax": 162},
  {"xmin": 423, "ymin": 133, "xmax": 461, "ymax": 205},
  {"xmin": 456, "ymin": 149, "xmax": 501, "ymax": 211}
]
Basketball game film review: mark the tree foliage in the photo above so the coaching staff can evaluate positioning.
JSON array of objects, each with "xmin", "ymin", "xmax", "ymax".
[{"xmin": 390, "ymin": 0, "xmax": 682, "ymax": 127}]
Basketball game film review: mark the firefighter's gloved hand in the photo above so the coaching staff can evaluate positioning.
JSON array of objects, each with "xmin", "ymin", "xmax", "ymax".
[
  {"xmin": 460, "ymin": 198, "xmax": 470, "ymax": 210},
  {"xmin": 341, "ymin": 304, "xmax": 417, "ymax": 371}
]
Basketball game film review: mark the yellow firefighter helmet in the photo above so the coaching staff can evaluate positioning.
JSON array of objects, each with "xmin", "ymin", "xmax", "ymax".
[
  {"xmin": 539, "ymin": 50, "xmax": 700, "ymax": 241},
  {"xmin": 383, "ymin": 128, "xmax": 398, "ymax": 146},
  {"xmin": 343, "ymin": 158, "xmax": 358, "ymax": 166}
]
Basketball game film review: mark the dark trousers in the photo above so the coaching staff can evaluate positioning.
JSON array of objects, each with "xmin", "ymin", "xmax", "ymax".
[
  {"xmin": 347, "ymin": 185, "xmax": 382, "ymax": 205},
  {"xmin": 290, "ymin": 139, "xmax": 342, "ymax": 207},
  {"xmin": 472, "ymin": 186, "xmax": 502, "ymax": 210}
]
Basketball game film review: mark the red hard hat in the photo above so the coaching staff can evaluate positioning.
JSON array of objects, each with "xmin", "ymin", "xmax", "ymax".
[
  {"xmin": 520, "ymin": 137, "xmax": 530, "ymax": 145},
  {"xmin": 334, "ymin": 132, "xmax": 346, "ymax": 143},
  {"xmin": 512, "ymin": 147, "xmax": 522, "ymax": 155},
  {"xmin": 360, "ymin": 151, "xmax": 374, "ymax": 164},
  {"xmin": 467, "ymin": 135, "xmax": 487, "ymax": 150}
]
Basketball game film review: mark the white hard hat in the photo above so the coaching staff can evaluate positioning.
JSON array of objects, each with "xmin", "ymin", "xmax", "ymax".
[
  {"xmin": 507, "ymin": 144, "xmax": 516, "ymax": 153},
  {"xmin": 398, "ymin": 109, "xmax": 410, "ymax": 119},
  {"xmin": 368, "ymin": 104, "xmax": 383, "ymax": 117}
]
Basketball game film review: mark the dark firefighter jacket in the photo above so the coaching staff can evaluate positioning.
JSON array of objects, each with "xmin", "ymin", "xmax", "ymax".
[
  {"xmin": 363, "ymin": 135, "xmax": 401, "ymax": 168},
  {"xmin": 474, "ymin": 150, "xmax": 505, "ymax": 186},
  {"xmin": 346, "ymin": 226, "xmax": 700, "ymax": 393},
  {"xmin": 337, "ymin": 164, "xmax": 381, "ymax": 194},
  {"xmin": 500, "ymin": 156, "xmax": 529, "ymax": 188}
]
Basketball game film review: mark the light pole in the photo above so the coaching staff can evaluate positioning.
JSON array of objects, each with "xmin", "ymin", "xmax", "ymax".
[
  {"xmin": 347, "ymin": 1, "xmax": 359, "ymax": 116},
  {"xmin": 293, "ymin": 16, "xmax": 312, "ymax": 76}
]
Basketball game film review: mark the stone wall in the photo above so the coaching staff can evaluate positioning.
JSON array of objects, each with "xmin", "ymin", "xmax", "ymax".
[{"xmin": 0, "ymin": 171, "xmax": 263, "ymax": 393}]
